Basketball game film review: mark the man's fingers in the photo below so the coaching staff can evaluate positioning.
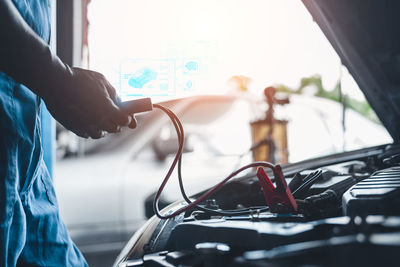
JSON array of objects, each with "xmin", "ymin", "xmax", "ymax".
[
  {"xmin": 54, "ymin": 68, "xmax": 135, "ymax": 135},
  {"xmin": 87, "ymin": 71, "xmax": 130, "ymax": 127},
  {"xmin": 102, "ymin": 79, "xmax": 131, "ymax": 126},
  {"xmin": 87, "ymin": 125, "xmax": 106, "ymax": 139},
  {"xmin": 100, "ymin": 118, "xmax": 121, "ymax": 133},
  {"xmin": 128, "ymin": 115, "xmax": 137, "ymax": 129},
  {"xmin": 104, "ymin": 97, "xmax": 131, "ymax": 126},
  {"xmin": 104, "ymin": 79, "xmax": 119, "ymax": 104}
]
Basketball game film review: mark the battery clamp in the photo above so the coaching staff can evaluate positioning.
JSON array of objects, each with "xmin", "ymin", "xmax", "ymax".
[{"xmin": 116, "ymin": 97, "xmax": 297, "ymax": 219}]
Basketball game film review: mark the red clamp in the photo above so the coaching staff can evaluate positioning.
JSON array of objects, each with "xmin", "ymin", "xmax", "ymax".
[{"xmin": 256, "ymin": 165, "xmax": 297, "ymax": 213}]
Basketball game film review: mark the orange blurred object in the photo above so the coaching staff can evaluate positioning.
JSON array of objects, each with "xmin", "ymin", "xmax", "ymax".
[{"xmin": 250, "ymin": 86, "xmax": 289, "ymax": 164}]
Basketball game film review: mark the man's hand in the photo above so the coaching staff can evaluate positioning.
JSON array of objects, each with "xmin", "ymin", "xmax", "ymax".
[
  {"xmin": 42, "ymin": 67, "xmax": 136, "ymax": 139},
  {"xmin": 0, "ymin": 0, "xmax": 136, "ymax": 138}
]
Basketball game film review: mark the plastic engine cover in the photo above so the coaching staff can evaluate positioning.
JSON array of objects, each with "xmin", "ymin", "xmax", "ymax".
[{"xmin": 343, "ymin": 167, "xmax": 400, "ymax": 216}]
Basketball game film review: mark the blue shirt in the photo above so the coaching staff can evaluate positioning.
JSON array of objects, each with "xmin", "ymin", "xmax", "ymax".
[{"xmin": 0, "ymin": 1, "xmax": 87, "ymax": 266}]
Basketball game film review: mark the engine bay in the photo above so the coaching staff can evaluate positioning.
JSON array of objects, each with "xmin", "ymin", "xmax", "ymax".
[{"xmin": 118, "ymin": 144, "xmax": 400, "ymax": 267}]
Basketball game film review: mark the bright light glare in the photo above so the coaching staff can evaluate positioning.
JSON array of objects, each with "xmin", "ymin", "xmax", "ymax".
[{"xmin": 88, "ymin": 0, "xmax": 364, "ymax": 101}]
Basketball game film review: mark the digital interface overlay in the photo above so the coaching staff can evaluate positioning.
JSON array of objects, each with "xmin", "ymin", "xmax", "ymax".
[{"xmin": 118, "ymin": 41, "xmax": 218, "ymax": 100}]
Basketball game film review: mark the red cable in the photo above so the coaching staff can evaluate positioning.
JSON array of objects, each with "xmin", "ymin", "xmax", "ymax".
[
  {"xmin": 152, "ymin": 104, "xmax": 184, "ymax": 219},
  {"xmin": 152, "ymin": 104, "xmax": 277, "ymax": 219}
]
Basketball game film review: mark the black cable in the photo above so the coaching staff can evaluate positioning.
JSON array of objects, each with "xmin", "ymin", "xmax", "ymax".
[
  {"xmin": 153, "ymin": 104, "xmax": 270, "ymax": 217},
  {"xmin": 157, "ymin": 105, "xmax": 270, "ymax": 216},
  {"xmin": 292, "ymin": 169, "xmax": 323, "ymax": 198},
  {"xmin": 178, "ymin": 153, "xmax": 269, "ymax": 216},
  {"xmin": 152, "ymin": 104, "xmax": 184, "ymax": 219}
]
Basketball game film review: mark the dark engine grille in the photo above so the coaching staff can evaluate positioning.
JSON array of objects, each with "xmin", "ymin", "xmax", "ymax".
[{"xmin": 343, "ymin": 167, "xmax": 400, "ymax": 216}]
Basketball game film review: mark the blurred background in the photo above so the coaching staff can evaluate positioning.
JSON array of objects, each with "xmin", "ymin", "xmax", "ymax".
[{"xmin": 52, "ymin": 0, "xmax": 392, "ymax": 266}]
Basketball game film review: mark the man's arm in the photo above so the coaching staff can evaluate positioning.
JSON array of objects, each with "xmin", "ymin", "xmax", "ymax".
[
  {"xmin": 0, "ymin": 0, "xmax": 134, "ymax": 138},
  {"xmin": 0, "ymin": 0, "xmax": 67, "ymax": 96}
]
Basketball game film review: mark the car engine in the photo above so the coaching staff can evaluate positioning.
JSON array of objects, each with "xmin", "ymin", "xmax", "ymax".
[{"xmin": 117, "ymin": 144, "xmax": 400, "ymax": 267}]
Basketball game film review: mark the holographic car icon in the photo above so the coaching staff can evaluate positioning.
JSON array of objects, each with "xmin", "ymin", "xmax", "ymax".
[
  {"xmin": 185, "ymin": 61, "xmax": 198, "ymax": 71},
  {"xmin": 128, "ymin": 68, "xmax": 158, "ymax": 88}
]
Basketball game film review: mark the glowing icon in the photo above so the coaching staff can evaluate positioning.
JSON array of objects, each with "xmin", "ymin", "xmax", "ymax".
[
  {"xmin": 184, "ymin": 81, "xmax": 193, "ymax": 90},
  {"xmin": 185, "ymin": 61, "xmax": 198, "ymax": 71},
  {"xmin": 128, "ymin": 68, "xmax": 158, "ymax": 88}
]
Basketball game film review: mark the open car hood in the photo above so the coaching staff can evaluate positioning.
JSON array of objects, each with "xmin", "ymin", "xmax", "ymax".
[{"xmin": 302, "ymin": 0, "xmax": 400, "ymax": 142}]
